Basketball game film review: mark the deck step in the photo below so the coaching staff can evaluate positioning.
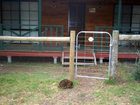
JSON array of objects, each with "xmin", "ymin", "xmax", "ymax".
[
  {"xmin": 61, "ymin": 52, "xmax": 97, "ymax": 65},
  {"xmin": 62, "ymin": 62, "xmax": 95, "ymax": 66}
]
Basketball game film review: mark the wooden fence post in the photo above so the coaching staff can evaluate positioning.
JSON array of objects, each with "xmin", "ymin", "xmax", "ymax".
[
  {"xmin": 111, "ymin": 30, "xmax": 119, "ymax": 78},
  {"xmin": 69, "ymin": 30, "xmax": 76, "ymax": 81}
]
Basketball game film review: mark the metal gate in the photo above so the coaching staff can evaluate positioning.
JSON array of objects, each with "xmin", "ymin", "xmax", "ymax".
[{"xmin": 75, "ymin": 31, "xmax": 112, "ymax": 79}]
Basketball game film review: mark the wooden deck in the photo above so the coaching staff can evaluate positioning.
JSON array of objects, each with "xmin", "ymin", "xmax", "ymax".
[
  {"xmin": 0, "ymin": 42, "xmax": 139, "ymax": 63},
  {"xmin": 0, "ymin": 50, "xmax": 139, "ymax": 64}
]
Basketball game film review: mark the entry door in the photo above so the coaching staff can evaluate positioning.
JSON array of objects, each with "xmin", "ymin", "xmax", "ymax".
[{"xmin": 69, "ymin": 3, "xmax": 85, "ymax": 45}]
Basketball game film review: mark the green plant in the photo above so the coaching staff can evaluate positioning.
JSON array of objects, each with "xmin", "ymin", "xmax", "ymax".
[
  {"xmin": 104, "ymin": 78, "xmax": 116, "ymax": 85},
  {"xmin": 133, "ymin": 58, "xmax": 140, "ymax": 81}
]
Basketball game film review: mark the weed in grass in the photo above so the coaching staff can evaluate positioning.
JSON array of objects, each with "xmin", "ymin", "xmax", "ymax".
[
  {"xmin": 117, "ymin": 63, "xmax": 135, "ymax": 82},
  {"xmin": 132, "ymin": 59, "xmax": 140, "ymax": 82},
  {"xmin": 73, "ymin": 80, "xmax": 79, "ymax": 86},
  {"xmin": 104, "ymin": 78, "xmax": 116, "ymax": 85}
]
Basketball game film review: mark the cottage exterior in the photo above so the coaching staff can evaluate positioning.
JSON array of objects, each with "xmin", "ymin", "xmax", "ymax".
[{"xmin": 0, "ymin": 0, "xmax": 140, "ymax": 63}]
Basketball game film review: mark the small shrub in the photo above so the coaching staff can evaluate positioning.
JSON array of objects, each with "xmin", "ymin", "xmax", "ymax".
[
  {"xmin": 104, "ymin": 78, "xmax": 116, "ymax": 85},
  {"xmin": 133, "ymin": 59, "xmax": 140, "ymax": 82}
]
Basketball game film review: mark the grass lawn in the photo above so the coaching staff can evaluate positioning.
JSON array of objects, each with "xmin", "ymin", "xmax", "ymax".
[{"xmin": 0, "ymin": 62, "xmax": 140, "ymax": 105}]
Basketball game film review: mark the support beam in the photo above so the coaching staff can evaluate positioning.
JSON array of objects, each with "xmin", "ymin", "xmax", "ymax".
[
  {"xmin": 69, "ymin": 31, "xmax": 76, "ymax": 81},
  {"xmin": 0, "ymin": 36, "xmax": 70, "ymax": 42},
  {"xmin": 119, "ymin": 34, "xmax": 140, "ymax": 40}
]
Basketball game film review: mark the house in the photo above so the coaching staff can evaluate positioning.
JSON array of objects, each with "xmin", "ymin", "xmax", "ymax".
[{"xmin": 0, "ymin": 0, "xmax": 140, "ymax": 63}]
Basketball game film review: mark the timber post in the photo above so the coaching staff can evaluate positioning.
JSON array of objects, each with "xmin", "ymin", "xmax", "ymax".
[
  {"xmin": 69, "ymin": 30, "xmax": 76, "ymax": 81},
  {"xmin": 111, "ymin": 30, "xmax": 119, "ymax": 78}
]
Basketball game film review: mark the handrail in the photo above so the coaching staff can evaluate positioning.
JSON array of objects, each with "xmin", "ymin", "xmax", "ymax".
[{"xmin": 0, "ymin": 24, "xmax": 64, "ymax": 37}]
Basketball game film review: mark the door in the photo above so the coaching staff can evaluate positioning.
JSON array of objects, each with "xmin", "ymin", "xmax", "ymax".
[{"xmin": 69, "ymin": 3, "xmax": 85, "ymax": 45}]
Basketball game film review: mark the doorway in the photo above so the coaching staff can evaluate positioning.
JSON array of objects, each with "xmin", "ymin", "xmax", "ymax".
[{"xmin": 69, "ymin": 3, "xmax": 85, "ymax": 45}]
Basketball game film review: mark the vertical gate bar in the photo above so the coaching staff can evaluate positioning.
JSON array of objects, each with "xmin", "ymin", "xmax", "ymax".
[
  {"xmin": 108, "ymin": 33, "xmax": 113, "ymax": 78},
  {"xmin": 75, "ymin": 31, "xmax": 78, "ymax": 78}
]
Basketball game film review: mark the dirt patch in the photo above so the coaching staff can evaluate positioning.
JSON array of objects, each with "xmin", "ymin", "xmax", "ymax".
[{"xmin": 45, "ymin": 78, "xmax": 104, "ymax": 105}]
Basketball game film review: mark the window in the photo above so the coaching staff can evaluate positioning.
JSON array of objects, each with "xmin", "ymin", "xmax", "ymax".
[
  {"xmin": 115, "ymin": 5, "xmax": 140, "ymax": 34},
  {"xmin": 131, "ymin": 6, "xmax": 140, "ymax": 33},
  {"xmin": 121, "ymin": 5, "xmax": 131, "ymax": 33},
  {"xmin": 1, "ymin": 0, "xmax": 38, "ymax": 37},
  {"xmin": 69, "ymin": 3, "xmax": 85, "ymax": 30}
]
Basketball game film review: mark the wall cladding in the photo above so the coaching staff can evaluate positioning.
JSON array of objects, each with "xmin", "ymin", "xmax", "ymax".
[
  {"xmin": 85, "ymin": 4, "xmax": 114, "ymax": 31},
  {"xmin": 42, "ymin": 0, "xmax": 68, "ymax": 36},
  {"xmin": 42, "ymin": 0, "xmax": 114, "ymax": 36}
]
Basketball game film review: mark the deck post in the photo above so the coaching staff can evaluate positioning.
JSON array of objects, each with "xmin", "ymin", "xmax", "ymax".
[
  {"xmin": 111, "ymin": 30, "xmax": 119, "ymax": 78},
  {"xmin": 69, "ymin": 30, "xmax": 76, "ymax": 81},
  {"xmin": 53, "ymin": 57, "xmax": 57, "ymax": 64},
  {"xmin": 99, "ymin": 58, "xmax": 103, "ymax": 64},
  {"xmin": 7, "ymin": 56, "xmax": 12, "ymax": 63}
]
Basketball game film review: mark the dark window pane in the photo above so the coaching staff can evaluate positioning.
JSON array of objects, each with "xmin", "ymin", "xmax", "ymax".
[
  {"xmin": 30, "ymin": 2, "xmax": 38, "ymax": 11},
  {"xmin": 121, "ymin": 5, "xmax": 131, "ymax": 33},
  {"xmin": 131, "ymin": 6, "xmax": 140, "ymax": 32},
  {"xmin": 2, "ymin": 1, "xmax": 10, "ymax": 10},
  {"xmin": 3, "ymin": 20, "xmax": 11, "ymax": 27},
  {"xmin": 30, "ymin": 12, "xmax": 38, "ymax": 20},
  {"xmin": 12, "ymin": 12, "xmax": 19, "ymax": 20},
  {"xmin": 21, "ymin": 12, "xmax": 29, "ymax": 20},
  {"xmin": 21, "ymin": 2, "xmax": 29, "ymax": 10},
  {"xmin": 11, "ymin": 21, "xmax": 20, "ymax": 29},
  {"xmin": 11, "ymin": 1, "xmax": 19, "ymax": 10},
  {"xmin": 3, "ymin": 12, "xmax": 11, "ymax": 20}
]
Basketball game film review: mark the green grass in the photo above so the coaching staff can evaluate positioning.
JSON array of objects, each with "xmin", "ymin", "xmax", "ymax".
[
  {"xmin": 94, "ymin": 63, "xmax": 140, "ymax": 105},
  {"xmin": 0, "ymin": 63, "xmax": 67, "ymax": 105},
  {"xmin": 93, "ymin": 82, "xmax": 140, "ymax": 105},
  {"xmin": 0, "ymin": 62, "xmax": 140, "ymax": 105},
  {"xmin": 104, "ymin": 78, "xmax": 117, "ymax": 85},
  {"xmin": 132, "ymin": 59, "xmax": 140, "ymax": 81}
]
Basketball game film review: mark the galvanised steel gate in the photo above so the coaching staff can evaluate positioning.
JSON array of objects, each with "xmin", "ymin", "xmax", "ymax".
[{"xmin": 75, "ymin": 31, "xmax": 112, "ymax": 79}]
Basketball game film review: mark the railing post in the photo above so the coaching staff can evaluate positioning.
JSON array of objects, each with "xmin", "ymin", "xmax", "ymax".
[
  {"xmin": 38, "ymin": 0, "xmax": 42, "ymax": 36},
  {"xmin": 0, "ymin": 24, "xmax": 3, "ymax": 50},
  {"xmin": 111, "ymin": 30, "xmax": 119, "ymax": 78},
  {"xmin": 69, "ymin": 30, "xmax": 76, "ymax": 81}
]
